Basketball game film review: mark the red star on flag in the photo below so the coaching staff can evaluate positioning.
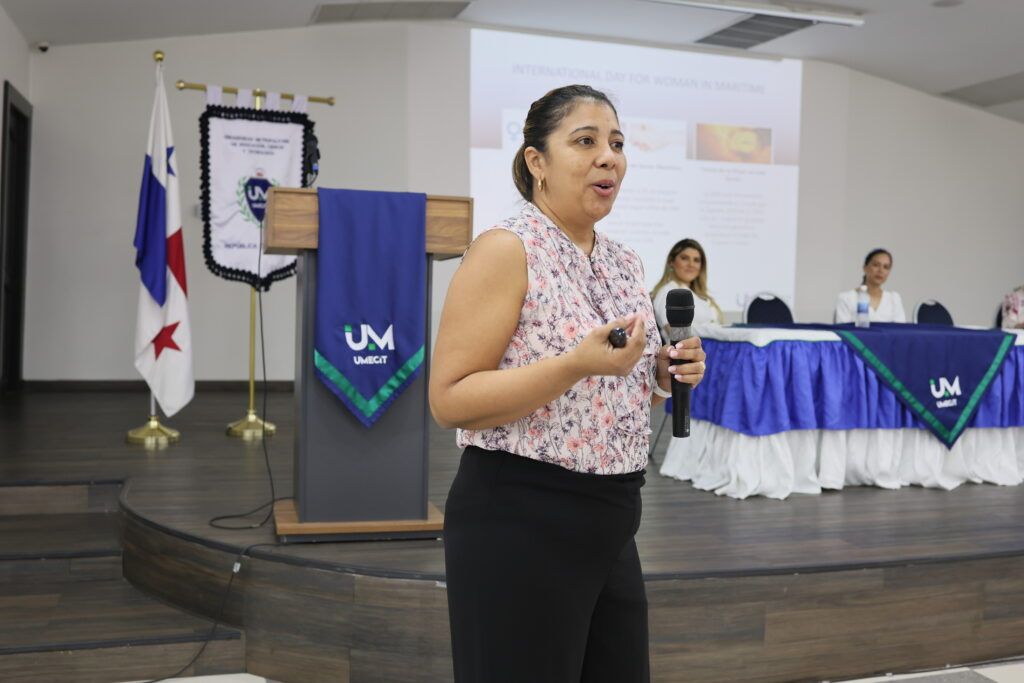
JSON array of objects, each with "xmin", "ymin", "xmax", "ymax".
[{"xmin": 152, "ymin": 321, "xmax": 181, "ymax": 359}]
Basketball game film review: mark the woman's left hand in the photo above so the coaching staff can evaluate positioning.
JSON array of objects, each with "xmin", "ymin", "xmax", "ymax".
[{"xmin": 657, "ymin": 337, "xmax": 706, "ymax": 388}]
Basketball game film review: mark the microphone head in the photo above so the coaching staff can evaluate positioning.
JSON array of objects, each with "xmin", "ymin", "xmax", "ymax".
[{"xmin": 666, "ymin": 288, "xmax": 695, "ymax": 327}]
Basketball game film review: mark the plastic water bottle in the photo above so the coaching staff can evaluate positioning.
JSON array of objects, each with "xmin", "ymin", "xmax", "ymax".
[{"xmin": 855, "ymin": 285, "xmax": 870, "ymax": 328}]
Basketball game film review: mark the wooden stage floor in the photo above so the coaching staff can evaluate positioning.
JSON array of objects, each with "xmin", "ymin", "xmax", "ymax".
[{"xmin": 3, "ymin": 389, "xmax": 1024, "ymax": 682}]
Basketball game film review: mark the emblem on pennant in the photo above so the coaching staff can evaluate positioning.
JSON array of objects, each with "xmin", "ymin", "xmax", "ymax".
[{"xmin": 237, "ymin": 171, "xmax": 276, "ymax": 226}]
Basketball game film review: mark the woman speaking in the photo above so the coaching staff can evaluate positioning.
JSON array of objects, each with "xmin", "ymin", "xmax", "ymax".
[{"xmin": 429, "ymin": 85, "xmax": 705, "ymax": 683}]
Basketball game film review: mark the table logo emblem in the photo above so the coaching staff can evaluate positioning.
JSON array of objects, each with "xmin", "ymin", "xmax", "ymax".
[{"xmin": 929, "ymin": 375, "xmax": 960, "ymax": 409}]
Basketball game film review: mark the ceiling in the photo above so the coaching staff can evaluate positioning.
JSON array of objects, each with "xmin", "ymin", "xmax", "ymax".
[{"xmin": 4, "ymin": 0, "xmax": 1024, "ymax": 123}]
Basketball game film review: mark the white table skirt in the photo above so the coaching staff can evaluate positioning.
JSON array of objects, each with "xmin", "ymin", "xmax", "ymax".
[{"xmin": 658, "ymin": 420, "xmax": 1024, "ymax": 500}]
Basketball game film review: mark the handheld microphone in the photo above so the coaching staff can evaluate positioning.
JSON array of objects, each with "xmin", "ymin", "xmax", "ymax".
[{"xmin": 666, "ymin": 289, "xmax": 695, "ymax": 438}]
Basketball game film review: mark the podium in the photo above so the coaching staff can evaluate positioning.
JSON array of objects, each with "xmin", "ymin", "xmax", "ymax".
[{"xmin": 263, "ymin": 187, "xmax": 472, "ymax": 541}]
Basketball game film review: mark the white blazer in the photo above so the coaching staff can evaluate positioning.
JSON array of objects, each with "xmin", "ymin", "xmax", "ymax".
[{"xmin": 835, "ymin": 289, "xmax": 906, "ymax": 324}]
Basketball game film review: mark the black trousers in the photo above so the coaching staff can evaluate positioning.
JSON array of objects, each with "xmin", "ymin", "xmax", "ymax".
[{"xmin": 444, "ymin": 446, "xmax": 650, "ymax": 683}]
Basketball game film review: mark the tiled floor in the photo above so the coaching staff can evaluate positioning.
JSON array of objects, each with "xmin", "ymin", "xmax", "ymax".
[
  {"xmin": 123, "ymin": 662, "xmax": 1024, "ymax": 683},
  {"xmin": 837, "ymin": 661, "xmax": 1024, "ymax": 682},
  {"xmin": 981, "ymin": 662, "xmax": 1024, "ymax": 683}
]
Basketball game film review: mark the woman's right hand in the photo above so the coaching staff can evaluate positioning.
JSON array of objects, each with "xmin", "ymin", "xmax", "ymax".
[{"xmin": 568, "ymin": 315, "xmax": 647, "ymax": 379}]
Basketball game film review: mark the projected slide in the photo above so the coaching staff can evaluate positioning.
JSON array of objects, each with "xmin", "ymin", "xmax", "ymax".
[{"xmin": 470, "ymin": 29, "xmax": 803, "ymax": 311}]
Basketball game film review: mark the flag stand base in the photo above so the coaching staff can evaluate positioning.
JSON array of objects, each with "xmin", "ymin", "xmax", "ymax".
[
  {"xmin": 126, "ymin": 416, "xmax": 180, "ymax": 449},
  {"xmin": 227, "ymin": 281, "xmax": 275, "ymax": 441},
  {"xmin": 227, "ymin": 410, "xmax": 276, "ymax": 440}
]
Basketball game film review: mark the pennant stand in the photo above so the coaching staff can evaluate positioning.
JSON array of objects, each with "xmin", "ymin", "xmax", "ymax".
[{"xmin": 175, "ymin": 77, "xmax": 333, "ymax": 440}]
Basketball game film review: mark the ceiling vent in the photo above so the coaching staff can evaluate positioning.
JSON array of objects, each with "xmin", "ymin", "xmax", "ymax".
[
  {"xmin": 312, "ymin": 1, "xmax": 470, "ymax": 23},
  {"xmin": 696, "ymin": 14, "xmax": 812, "ymax": 49},
  {"xmin": 943, "ymin": 70, "xmax": 1024, "ymax": 108}
]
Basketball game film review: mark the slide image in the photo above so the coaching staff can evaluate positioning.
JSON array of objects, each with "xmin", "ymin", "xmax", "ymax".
[{"xmin": 696, "ymin": 124, "xmax": 773, "ymax": 164}]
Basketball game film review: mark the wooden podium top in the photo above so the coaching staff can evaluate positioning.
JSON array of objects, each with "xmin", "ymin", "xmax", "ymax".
[{"xmin": 263, "ymin": 187, "xmax": 473, "ymax": 260}]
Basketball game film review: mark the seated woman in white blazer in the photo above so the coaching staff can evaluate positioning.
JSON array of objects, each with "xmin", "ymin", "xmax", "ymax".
[
  {"xmin": 654, "ymin": 238, "xmax": 722, "ymax": 484},
  {"xmin": 651, "ymin": 238, "xmax": 724, "ymax": 341},
  {"xmin": 835, "ymin": 248, "xmax": 906, "ymax": 323}
]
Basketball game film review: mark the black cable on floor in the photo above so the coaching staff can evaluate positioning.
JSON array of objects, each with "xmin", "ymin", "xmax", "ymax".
[
  {"xmin": 207, "ymin": 223, "xmax": 288, "ymax": 531},
  {"xmin": 167, "ymin": 220, "xmax": 291, "ymax": 683},
  {"xmin": 177, "ymin": 169, "xmax": 321, "ymax": 676},
  {"xmin": 139, "ymin": 541, "xmax": 280, "ymax": 683}
]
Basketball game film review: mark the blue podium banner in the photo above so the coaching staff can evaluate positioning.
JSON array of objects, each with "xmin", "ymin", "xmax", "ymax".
[{"xmin": 313, "ymin": 188, "xmax": 427, "ymax": 427}]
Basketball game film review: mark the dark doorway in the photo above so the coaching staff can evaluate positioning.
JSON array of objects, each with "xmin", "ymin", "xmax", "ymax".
[{"xmin": 1, "ymin": 82, "xmax": 32, "ymax": 393}]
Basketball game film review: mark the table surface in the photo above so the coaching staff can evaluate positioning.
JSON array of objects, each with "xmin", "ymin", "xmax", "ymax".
[{"xmin": 694, "ymin": 323, "xmax": 1024, "ymax": 347}]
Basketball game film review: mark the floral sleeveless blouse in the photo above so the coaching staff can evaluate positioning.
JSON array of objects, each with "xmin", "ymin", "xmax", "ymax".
[{"xmin": 457, "ymin": 203, "xmax": 661, "ymax": 474}]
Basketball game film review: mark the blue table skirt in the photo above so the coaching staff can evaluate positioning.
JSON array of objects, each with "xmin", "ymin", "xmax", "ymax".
[{"xmin": 692, "ymin": 341, "xmax": 1024, "ymax": 437}]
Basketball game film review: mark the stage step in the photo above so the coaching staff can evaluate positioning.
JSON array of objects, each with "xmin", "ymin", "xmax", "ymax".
[
  {"xmin": 0, "ymin": 578, "xmax": 244, "ymax": 683},
  {"xmin": 0, "ymin": 481, "xmax": 122, "ymax": 516},
  {"xmin": 0, "ymin": 511, "xmax": 123, "ymax": 583}
]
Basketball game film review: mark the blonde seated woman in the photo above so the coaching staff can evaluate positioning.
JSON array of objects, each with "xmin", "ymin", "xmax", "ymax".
[
  {"xmin": 834, "ymin": 248, "xmax": 906, "ymax": 324},
  {"xmin": 652, "ymin": 238, "xmax": 723, "ymax": 484},
  {"xmin": 650, "ymin": 238, "xmax": 724, "ymax": 342}
]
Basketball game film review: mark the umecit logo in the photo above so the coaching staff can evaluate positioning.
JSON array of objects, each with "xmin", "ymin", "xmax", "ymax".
[
  {"xmin": 929, "ymin": 375, "xmax": 961, "ymax": 409},
  {"xmin": 237, "ymin": 169, "xmax": 279, "ymax": 226},
  {"xmin": 344, "ymin": 324, "xmax": 394, "ymax": 365}
]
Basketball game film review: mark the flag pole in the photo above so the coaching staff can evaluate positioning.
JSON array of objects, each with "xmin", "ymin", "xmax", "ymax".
[
  {"xmin": 126, "ymin": 50, "xmax": 184, "ymax": 449},
  {"xmin": 173, "ymin": 78, "xmax": 332, "ymax": 441}
]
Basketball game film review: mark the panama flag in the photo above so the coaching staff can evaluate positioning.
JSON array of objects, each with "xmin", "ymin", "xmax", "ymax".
[{"xmin": 132, "ymin": 66, "xmax": 194, "ymax": 417}]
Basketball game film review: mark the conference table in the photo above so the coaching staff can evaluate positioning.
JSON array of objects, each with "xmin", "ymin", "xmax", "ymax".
[{"xmin": 659, "ymin": 323, "xmax": 1024, "ymax": 499}]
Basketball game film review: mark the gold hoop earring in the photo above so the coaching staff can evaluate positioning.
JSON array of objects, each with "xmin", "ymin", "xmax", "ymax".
[{"xmin": 538, "ymin": 177, "xmax": 546, "ymax": 192}]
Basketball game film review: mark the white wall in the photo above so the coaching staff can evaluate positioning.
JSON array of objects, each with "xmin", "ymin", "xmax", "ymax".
[
  {"xmin": 0, "ymin": 2, "xmax": 31, "ymax": 229},
  {"xmin": 21, "ymin": 22, "xmax": 1024, "ymax": 380},
  {"xmin": 840, "ymin": 69, "xmax": 1024, "ymax": 325},
  {"xmin": 792, "ymin": 60, "xmax": 849, "ymax": 324},
  {"xmin": 796, "ymin": 61, "xmax": 1024, "ymax": 325},
  {"xmin": 25, "ymin": 22, "xmax": 412, "ymax": 380},
  {"xmin": 405, "ymin": 24, "xmax": 470, "ymax": 347},
  {"xmin": 0, "ymin": 2, "xmax": 29, "ymax": 102},
  {"xmin": 0, "ymin": 2, "xmax": 29, "ymax": 95}
]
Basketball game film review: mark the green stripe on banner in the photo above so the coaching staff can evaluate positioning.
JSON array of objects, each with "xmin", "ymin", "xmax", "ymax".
[
  {"xmin": 314, "ymin": 346, "xmax": 425, "ymax": 420},
  {"xmin": 837, "ymin": 330, "xmax": 951, "ymax": 442},
  {"xmin": 836, "ymin": 330, "xmax": 1015, "ymax": 445},
  {"xmin": 949, "ymin": 333, "xmax": 1015, "ymax": 442}
]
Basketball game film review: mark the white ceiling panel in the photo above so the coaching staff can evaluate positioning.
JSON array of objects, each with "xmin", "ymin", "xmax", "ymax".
[{"xmin": 2, "ymin": 0, "xmax": 1023, "ymax": 122}]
